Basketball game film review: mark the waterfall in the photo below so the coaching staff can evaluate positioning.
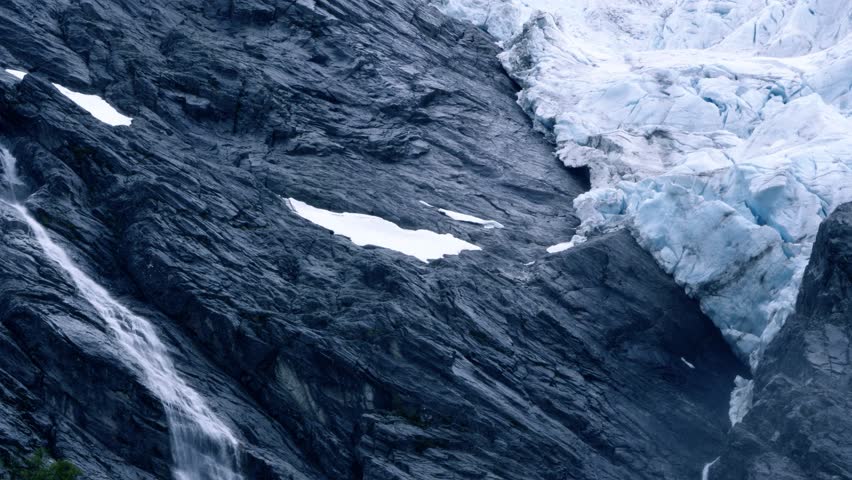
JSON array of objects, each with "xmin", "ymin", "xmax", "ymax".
[
  {"xmin": 1, "ymin": 148, "xmax": 242, "ymax": 479},
  {"xmin": 701, "ymin": 457, "xmax": 719, "ymax": 480},
  {"xmin": 0, "ymin": 147, "xmax": 21, "ymax": 201}
]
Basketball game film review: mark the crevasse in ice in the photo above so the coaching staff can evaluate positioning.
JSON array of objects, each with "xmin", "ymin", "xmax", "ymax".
[{"xmin": 438, "ymin": 0, "xmax": 852, "ymax": 369}]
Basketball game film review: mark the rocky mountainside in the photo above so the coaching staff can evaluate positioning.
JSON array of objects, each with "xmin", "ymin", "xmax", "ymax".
[{"xmin": 0, "ymin": 1, "xmax": 844, "ymax": 479}]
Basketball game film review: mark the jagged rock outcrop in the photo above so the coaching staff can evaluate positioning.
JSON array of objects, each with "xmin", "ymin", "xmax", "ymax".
[
  {"xmin": 1, "ymin": 1, "xmax": 743, "ymax": 479},
  {"xmin": 713, "ymin": 203, "xmax": 852, "ymax": 480}
]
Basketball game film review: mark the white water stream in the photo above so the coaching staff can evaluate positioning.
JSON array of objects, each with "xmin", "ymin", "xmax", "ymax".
[
  {"xmin": 1, "ymin": 148, "xmax": 242, "ymax": 479},
  {"xmin": 0, "ymin": 147, "xmax": 21, "ymax": 202},
  {"xmin": 701, "ymin": 457, "xmax": 719, "ymax": 480}
]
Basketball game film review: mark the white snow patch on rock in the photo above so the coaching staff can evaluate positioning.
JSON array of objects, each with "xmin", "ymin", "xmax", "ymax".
[
  {"xmin": 4, "ymin": 69, "xmax": 27, "ymax": 80},
  {"xmin": 420, "ymin": 200, "xmax": 504, "ymax": 228},
  {"xmin": 681, "ymin": 357, "xmax": 695, "ymax": 369},
  {"xmin": 438, "ymin": 208, "xmax": 504, "ymax": 229},
  {"xmin": 546, "ymin": 242, "xmax": 573, "ymax": 254},
  {"xmin": 286, "ymin": 198, "xmax": 481, "ymax": 262},
  {"xmin": 53, "ymin": 84, "xmax": 132, "ymax": 126},
  {"xmin": 546, "ymin": 235, "xmax": 586, "ymax": 254},
  {"xmin": 439, "ymin": 0, "xmax": 852, "ymax": 368}
]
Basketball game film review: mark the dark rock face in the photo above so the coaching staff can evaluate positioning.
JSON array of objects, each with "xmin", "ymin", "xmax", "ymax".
[
  {"xmin": 0, "ymin": 1, "xmax": 743, "ymax": 479},
  {"xmin": 713, "ymin": 203, "xmax": 852, "ymax": 480}
]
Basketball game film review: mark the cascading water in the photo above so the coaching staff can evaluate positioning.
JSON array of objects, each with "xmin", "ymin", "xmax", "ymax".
[
  {"xmin": 1, "ymin": 147, "xmax": 242, "ymax": 480},
  {"xmin": 701, "ymin": 457, "xmax": 719, "ymax": 480},
  {"xmin": 0, "ymin": 147, "xmax": 21, "ymax": 202}
]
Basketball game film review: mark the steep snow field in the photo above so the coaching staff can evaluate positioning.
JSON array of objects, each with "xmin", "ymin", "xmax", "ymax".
[{"xmin": 439, "ymin": 0, "xmax": 852, "ymax": 368}]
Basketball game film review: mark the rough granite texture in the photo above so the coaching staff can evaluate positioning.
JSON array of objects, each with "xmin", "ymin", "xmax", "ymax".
[
  {"xmin": 713, "ymin": 203, "xmax": 852, "ymax": 480},
  {"xmin": 0, "ymin": 1, "xmax": 746, "ymax": 479}
]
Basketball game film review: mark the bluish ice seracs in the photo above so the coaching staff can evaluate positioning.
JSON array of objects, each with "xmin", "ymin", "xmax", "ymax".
[{"xmin": 438, "ymin": 0, "xmax": 852, "ymax": 370}]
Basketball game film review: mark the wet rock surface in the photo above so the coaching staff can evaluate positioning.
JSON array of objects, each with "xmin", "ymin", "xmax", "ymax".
[
  {"xmin": 713, "ymin": 203, "xmax": 852, "ymax": 480},
  {"xmin": 0, "ymin": 1, "xmax": 743, "ymax": 479}
]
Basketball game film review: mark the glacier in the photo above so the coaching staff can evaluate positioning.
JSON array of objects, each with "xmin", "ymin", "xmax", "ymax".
[{"xmin": 438, "ymin": 0, "xmax": 852, "ymax": 369}]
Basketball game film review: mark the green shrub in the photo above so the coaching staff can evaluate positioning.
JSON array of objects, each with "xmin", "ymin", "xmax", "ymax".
[{"xmin": 2, "ymin": 449, "xmax": 81, "ymax": 480}]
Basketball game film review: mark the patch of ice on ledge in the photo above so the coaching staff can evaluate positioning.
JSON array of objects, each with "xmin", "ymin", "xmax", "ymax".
[
  {"xmin": 2, "ymin": 70, "xmax": 132, "ymax": 126},
  {"xmin": 729, "ymin": 376, "xmax": 754, "ymax": 426},
  {"xmin": 545, "ymin": 242, "xmax": 573, "ymax": 254},
  {"xmin": 438, "ymin": 208, "xmax": 504, "ymax": 229},
  {"xmin": 681, "ymin": 357, "xmax": 695, "ymax": 369},
  {"xmin": 439, "ymin": 0, "xmax": 852, "ymax": 368},
  {"xmin": 545, "ymin": 234, "xmax": 585, "ymax": 254},
  {"xmin": 4, "ymin": 69, "xmax": 27, "ymax": 80},
  {"xmin": 53, "ymin": 84, "xmax": 132, "ymax": 126},
  {"xmin": 287, "ymin": 198, "xmax": 481, "ymax": 262}
]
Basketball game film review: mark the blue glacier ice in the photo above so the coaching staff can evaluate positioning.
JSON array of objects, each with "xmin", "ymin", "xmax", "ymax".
[{"xmin": 438, "ymin": 0, "xmax": 852, "ymax": 370}]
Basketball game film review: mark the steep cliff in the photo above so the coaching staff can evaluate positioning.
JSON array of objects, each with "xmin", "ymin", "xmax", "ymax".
[{"xmin": 0, "ymin": 1, "xmax": 743, "ymax": 479}]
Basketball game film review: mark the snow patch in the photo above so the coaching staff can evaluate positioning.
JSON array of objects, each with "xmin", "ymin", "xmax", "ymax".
[
  {"xmin": 438, "ymin": 208, "xmax": 504, "ymax": 229},
  {"xmin": 1, "ymin": 70, "xmax": 132, "ymax": 127},
  {"xmin": 545, "ymin": 242, "xmax": 572, "ymax": 254},
  {"xmin": 420, "ymin": 200, "xmax": 504, "ymax": 228},
  {"xmin": 681, "ymin": 357, "xmax": 695, "ymax": 369},
  {"xmin": 547, "ymin": 241, "xmax": 574, "ymax": 254},
  {"xmin": 286, "ymin": 198, "xmax": 481, "ymax": 262},
  {"xmin": 546, "ymin": 235, "xmax": 586, "ymax": 254},
  {"xmin": 53, "ymin": 84, "xmax": 132, "ymax": 126},
  {"xmin": 4, "ymin": 69, "xmax": 26, "ymax": 80}
]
